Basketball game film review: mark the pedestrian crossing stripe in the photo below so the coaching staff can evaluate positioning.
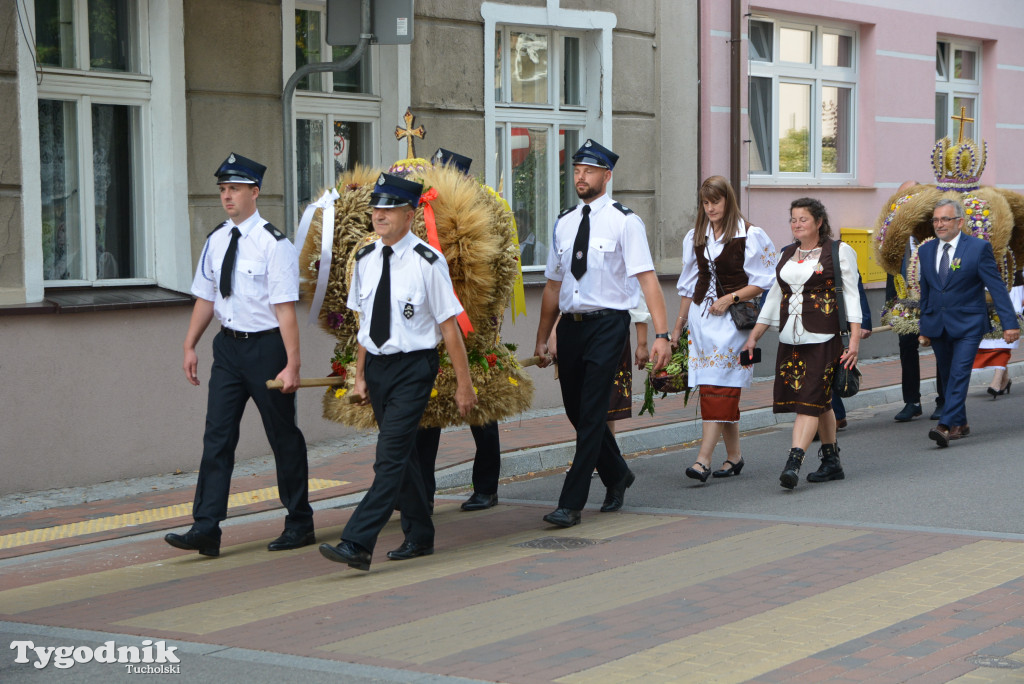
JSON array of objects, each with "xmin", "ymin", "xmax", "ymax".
[{"xmin": 0, "ymin": 479, "xmax": 347, "ymax": 550}]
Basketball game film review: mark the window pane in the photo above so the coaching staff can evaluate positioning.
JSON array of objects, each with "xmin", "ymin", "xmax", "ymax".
[
  {"xmin": 494, "ymin": 30, "xmax": 503, "ymax": 102},
  {"xmin": 936, "ymin": 42, "xmax": 948, "ymax": 81},
  {"xmin": 779, "ymin": 28, "xmax": 811, "ymax": 64},
  {"xmin": 510, "ymin": 32, "xmax": 548, "ymax": 104},
  {"xmin": 954, "ymin": 49, "xmax": 976, "ymax": 80},
  {"xmin": 748, "ymin": 76, "xmax": 772, "ymax": 173},
  {"xmin": 562, "ymin": 36, "xmax": 581, "ymax": 105},
  {"xmin": 778, "ymin": 82, "xmax": 811, "ymax": 172},
  {"xmin": 92, "ymin": 103, "xmax": 137, "ymax": 279},
  {"xmin": 331, "ymin": 44, "xmax": 371, "ymax": 93},
  {"xmin": 35, "ymin": 0, "xmax": 76, "ymax": 68},
  {"xmin": 952, "ymin": 97, "xmax": 976, "ymax": 142},
  {"xmin": 822, "ymin": 33, "xmax": 851, "ymax": 68},
  {"xmin": 334, "ymin": 120, "xmax": 370, "ymax": 177},
  {"xmin": 559, "ymin": 128, "xmax": 579, "ymax": 210},
  {"xmin": 296, "ymin": 118, "xmax": 325, "ymax": 212},
  {"xmin": 39, "ymin": 100, "xmax": 82, "ymax": 281},
  {"xmin": 749, "ymin": 20, "xmax": 773, "ymax": 62},
  {"xmin": 88, "ymin": 0, "xmax": 133, "ymax": 71},
  {"xmin": 821, "ymin": 86, "xmax": 851, "ymax": 174},
  {"xmin": 935, "ymin": 92, "xmax": 948, "ymax": 140},
  {"xmin": 295, "ymin": 9, "xmax": 323, "ymax": 91},
  {"xmin": 511, "ymin": 126, "xmax": 548, "ymax": 267}
]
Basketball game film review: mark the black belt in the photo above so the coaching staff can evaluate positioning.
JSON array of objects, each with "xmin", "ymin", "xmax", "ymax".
[
  {"xmin": 562, "ymin": 309, "xmax": 623, "ymax": 322},
  {"xmin": 221, "ymin": 326, "xmax": 280, "ymax": 339}
]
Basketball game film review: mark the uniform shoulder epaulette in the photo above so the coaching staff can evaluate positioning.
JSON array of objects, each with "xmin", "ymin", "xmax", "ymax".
[
  {"xmin": 414, "ymin": 243, "xmax": 440, "ymax": 264},
  {"xmin": 557, "ymin": 206, "xmax": 575, "ymax": 219},
  {"xmin": 613, "ymin": 202, "xmax": 633, "ymax": 215},
  {"xmin": 263, "ymin": 222, "xmax": 286, "ymax": 241},
  {"xmin": 207, "ymin": 221, "xmax": 228, "ymax": 238},
  {"xmin": 355, "ymin": 243, "xmax": 376, "ymax": 260}
]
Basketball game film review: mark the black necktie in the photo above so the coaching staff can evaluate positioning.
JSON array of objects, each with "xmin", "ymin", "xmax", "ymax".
[
  {"xmin": 220, "ymin": 227, "xmax": 241, "ymax": 298},
  {"xmin": 369, "ymin": 245, "xmax": 394, "ymax": 347},
  {"xmin": 939, "ymin": 243, "xmax": 951, "ymax": 286},
  {"xmin": 571, "ymin": 205, "xmax": 592, "ymax": 280}
]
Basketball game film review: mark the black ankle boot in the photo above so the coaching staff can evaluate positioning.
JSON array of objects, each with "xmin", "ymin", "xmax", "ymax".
[
  {"xmin": 779, "ymin": 448, "xmax": 805, "ymax": 489},
  {"xmin": 807, "ymin": 443, "xmax": 844, "ymax": 482}
]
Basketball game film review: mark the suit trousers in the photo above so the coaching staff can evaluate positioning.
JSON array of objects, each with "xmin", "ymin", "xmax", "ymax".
[
  {"xmin": 193, "ymin": 331, "xmax": 313, "ymax": 539},
  {"xmin": 555, "ymin": 310, "xmax": 631, "ymax": 511},
  {"xmin": 416, "ymin": 421, "xmax": 501, "ymax": 500},
  {"xmin": 930, "ymin": 331, "xmax": 981, "ymax": 427},
  {"xmin": 342, "ymin": 349, "xmax": 438, "ymax": 553}
]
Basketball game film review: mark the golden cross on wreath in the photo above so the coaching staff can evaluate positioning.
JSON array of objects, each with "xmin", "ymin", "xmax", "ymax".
[
  {"xmin": 394, "ymin": 107, "xmax": 425, "ymax": 158},
  {"xmin": 951, "ymin": 105, "xmax": 974, "ymax": 143}
]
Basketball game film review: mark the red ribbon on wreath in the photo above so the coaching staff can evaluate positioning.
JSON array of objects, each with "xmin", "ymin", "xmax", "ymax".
[{"xmin": 419, "ymin": 188, "xmax": 474, "ymax": 337}]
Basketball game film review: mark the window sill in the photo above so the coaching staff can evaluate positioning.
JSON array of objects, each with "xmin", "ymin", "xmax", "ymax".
[
  {"xmin": 746, "ymin": 183, "xmax": 876, "ymax": 191},
  {"xmin": 0, "ymin": 286, "xmax": 193, "ymax": 316}
]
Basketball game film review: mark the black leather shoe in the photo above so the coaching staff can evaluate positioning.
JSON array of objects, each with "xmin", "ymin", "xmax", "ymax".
[
  {"xmin": 267, "ymin": 529, "xmax": 316, "ymax": 551},
  {"xmin": 894, "ymin": 403, "xmax": 922, "ymax": 422},
  {"xmin": 929, "ymin": 424, "xmax": 950, "ymax": 448},
  {"xmin": 543, "ymin": 508, "xmax": 581, "ymax": 527},
  {"xmin": 930, "ymin": 405, "xmax": 943, "ymax": 420},
  {"xmin": 600, "ymin": 470, "xmax": 635, "ymax": 512},
  {"xmin": 712, "ymin": 459, "xmax": 744, "ymax": 478},
  {"xmin": 164, "ymin": 530, "xmax": 219, "ymax": 557},
  {"xmin": 461, "ymin": 492, "xmax": 498, "ymax": 511},
  {"xmin": 685, "ymin": 462, "xmax": 711, "ymax": 483},
  {"xmin": 319, "ymin": 540, "xmax": 371, "ymax": 571},
  {"xmin": 386, "ymin": 540, "xmax": 434, "ymax": 560}
]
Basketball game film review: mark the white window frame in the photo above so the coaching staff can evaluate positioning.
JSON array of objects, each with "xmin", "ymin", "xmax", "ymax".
[
  {"xmin": 748, "ymin": 16, "xmax": 859, "ymax": 185},
  {"xmin": 935, "ymin": 38, "xmax": 982, "ymax": 145},
  {"xmin": 483, "ymin": 1, "xmax": 615, "ymax": 271},
  {"xmin": 24, "ymin": 0, "xmax": 190, "ymax": 296}
]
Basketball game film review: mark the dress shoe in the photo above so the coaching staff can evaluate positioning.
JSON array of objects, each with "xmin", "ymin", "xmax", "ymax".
[
  {"xmin": 928, "ymin": 424, "xmax": 950, "ymax": 448},
  {"xmin": 164, "ymin": 530, "xmax": 219, "ymax": 557},
  {"xmin": 600, "ymin": 469, "xmax": 635, "ymax": 512},
  {"xmin": 461, "ymin": 492, "xmax": 498, "ymax": 511},
  {"xmin": 836, "ymin": 418, "xmax": 848, "ymax": 431},
  {"xmin": 712, "ymin": 458, "xmax": 744, "ymax": 478},
  {"xmin": 988, "ymin": 379, "xmax": 1012, "ymax": 398},
  {"xmin": 949, "ymin": 424, "xmax": 970, "ymax": 440},
  {"xmin": 386, "ymin": 540, "xmax": 434, "ymax": 560},
  {"xmin": 685, "ymin": 462, "xmax": 711, "ymax": 483},
  {"xmin": 543, "ymin": 508, "xmax": 581, "ymax": 527},
  {"xmin": 267, "ymin": 529, "xmax": 316, "ymax": 551},
  {"xmin": 930, "ymin": 405, "xmax": 943, "ymax": 420},
  {"xmin": 319, "ymin": 540, "xmax": 371, "ymax": 571},
  {"xmin": 894, "ymin": 403, "xmax": 922, "ymax": 422}
]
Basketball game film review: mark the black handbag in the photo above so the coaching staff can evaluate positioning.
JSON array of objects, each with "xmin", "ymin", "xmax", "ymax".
[
  {"xmin": 706, "ymin": 245, "xmax": 760, "ymax": 330},
  {"xmin": 831, "ymin": 240, "xmax": 860, "ymax": 398}
]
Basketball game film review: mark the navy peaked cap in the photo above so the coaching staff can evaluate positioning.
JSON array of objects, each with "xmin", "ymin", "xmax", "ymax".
[
  {"xmin": 572, "ymin": 139, "xmax": 618, "ymax": 170},
  {"xmin": 432, "ymin": 148, "xmax": 472, "ymax": 175},
  {"xmin": 215, "ymin": 152, "xmax": 266, "ymax": 188},
  {"xmin": 370, "ymin": 173, "xmax": 424, "ymax": 208}
]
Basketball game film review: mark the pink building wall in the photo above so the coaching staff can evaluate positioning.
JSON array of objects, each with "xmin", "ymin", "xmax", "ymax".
[{"xmin": 699, "ymin": 0, "xmax": 1024, "ymax": 276}]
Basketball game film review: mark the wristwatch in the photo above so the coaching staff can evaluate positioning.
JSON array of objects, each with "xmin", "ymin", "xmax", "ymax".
[
  {"xmin": 655, "ymin": 332, "xmax": 671, "ymax": 340},
  {"xmin": 732, "ymin": 293, "xmax": 740, "ymax": 303}
]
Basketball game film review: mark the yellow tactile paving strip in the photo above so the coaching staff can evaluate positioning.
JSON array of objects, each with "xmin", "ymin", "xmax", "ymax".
[
  {"xmin": 320, "ymin": 524, "xmax": 868, "ymax": 662},
  {"xmin": 0, "ymin": 479, "xmax": 347, "ymax": 550},
  {"xmin": 556, "ymin": 540, "xmax": 1024, "ymax": 684},
  {"xmin": 116, "ymin": 513, "xmax": 677, "ymax": 635}
]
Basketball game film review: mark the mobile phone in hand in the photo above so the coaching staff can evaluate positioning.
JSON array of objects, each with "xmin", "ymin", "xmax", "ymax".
[{"xmin": 740, "ymin": 348, "xmax": 761, "ymax": 366}]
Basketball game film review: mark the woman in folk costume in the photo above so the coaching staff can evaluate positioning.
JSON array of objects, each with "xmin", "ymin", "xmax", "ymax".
[
  {"xmin": 743, "ymin": 198, "xmax": 861, "ymax": 489},
  {"xmin": 672, "ymin": 176, "xmax": 777, "ymax": 483},
  {"xmin": 973, "ymin": 268, "xmax": 1022, "ymax": 397}
]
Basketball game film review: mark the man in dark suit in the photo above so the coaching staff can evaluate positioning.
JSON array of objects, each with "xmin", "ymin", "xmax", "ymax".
[{"xmin": 918, "ymin": 198, "xmax": 1020, "ymax": 447}]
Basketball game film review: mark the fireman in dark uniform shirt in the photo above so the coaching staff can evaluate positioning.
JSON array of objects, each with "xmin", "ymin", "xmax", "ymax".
[
  {"xmin": 165, "ymin": 152, "xmax": 314, "ymax": 558},
  {"xmin": 534, "ymin": 139, "xmax": 672, "ymax": 527},
  {"xmin": 319, "ymin": 173, "xmax": 477, "ymax": 572}
]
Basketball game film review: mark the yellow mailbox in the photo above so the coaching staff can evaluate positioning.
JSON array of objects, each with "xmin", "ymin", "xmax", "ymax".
[{"xmin": 839, "ymin": 228, "xmax": 886, "ymax": 283}]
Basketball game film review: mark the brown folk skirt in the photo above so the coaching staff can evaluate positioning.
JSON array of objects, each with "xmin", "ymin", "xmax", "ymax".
[
  {"xmin": 772, "ymin": 338, "xmax": 844, "ymax": 417},
  {"xmin": 608, "ymin": 337, "xmax": 633, "ymax": 421},
  {"xmin": 699, "ymin": 385, "xmax": 741, "ymax": 423}
]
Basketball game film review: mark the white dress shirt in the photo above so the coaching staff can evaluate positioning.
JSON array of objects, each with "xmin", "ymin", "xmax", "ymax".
[
  {"xmin": 191, "ymin": 210, "xmax": 299, "ymax": 332},
  {"xmin": 934, "ymin": 231, "xmax": 961, "ymax": 274}
]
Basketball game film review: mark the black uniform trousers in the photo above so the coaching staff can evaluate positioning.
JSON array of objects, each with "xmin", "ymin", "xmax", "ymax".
[
  {"xmin": 415, "ymin": 421, "xmax": 501, "ymax": 501},
  {"xmin": 887, "ymin": 275, "xmax": 944, "ymax": 407},
  {"xmin": 193, "ymin": 330, "xmax": 313, "ymax": 539},
  {"xmin": 555, "ymin": 310, "xmax": 631, "ymax": 511},
  {"xmin": 341, "ymin": 348, "xmax": 438, "ymax": 553}
]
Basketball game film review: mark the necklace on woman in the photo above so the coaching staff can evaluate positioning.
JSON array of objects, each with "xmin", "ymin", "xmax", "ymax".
[{"xmin": 796, "ymin": 246, "xmax": 820, "ymax": 264}]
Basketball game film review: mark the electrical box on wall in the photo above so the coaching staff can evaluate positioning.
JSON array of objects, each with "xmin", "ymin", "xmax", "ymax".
[{"xmin": 327, "ymin": 0, "xmax": 415, "ymax": 46}]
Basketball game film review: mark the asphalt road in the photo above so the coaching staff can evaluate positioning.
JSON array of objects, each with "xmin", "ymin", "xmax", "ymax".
[{"xmin": 494, "ymin": 392, "xmax": 1024, "ymax": 537}]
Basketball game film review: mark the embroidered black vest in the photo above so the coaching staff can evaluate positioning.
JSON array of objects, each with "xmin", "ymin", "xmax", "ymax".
[
  {"xmin": 777, "ymin": 238, "xmax": 840, "ymax": 335},
  {"xmin": 693, "ymin": 236, "xmax": 749, "ymax": 303}
]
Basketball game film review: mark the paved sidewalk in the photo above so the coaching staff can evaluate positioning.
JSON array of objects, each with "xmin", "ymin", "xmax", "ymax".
[{"xmin": 2, "ymin": 350, "xmax": 1024, "ymax": 683}]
